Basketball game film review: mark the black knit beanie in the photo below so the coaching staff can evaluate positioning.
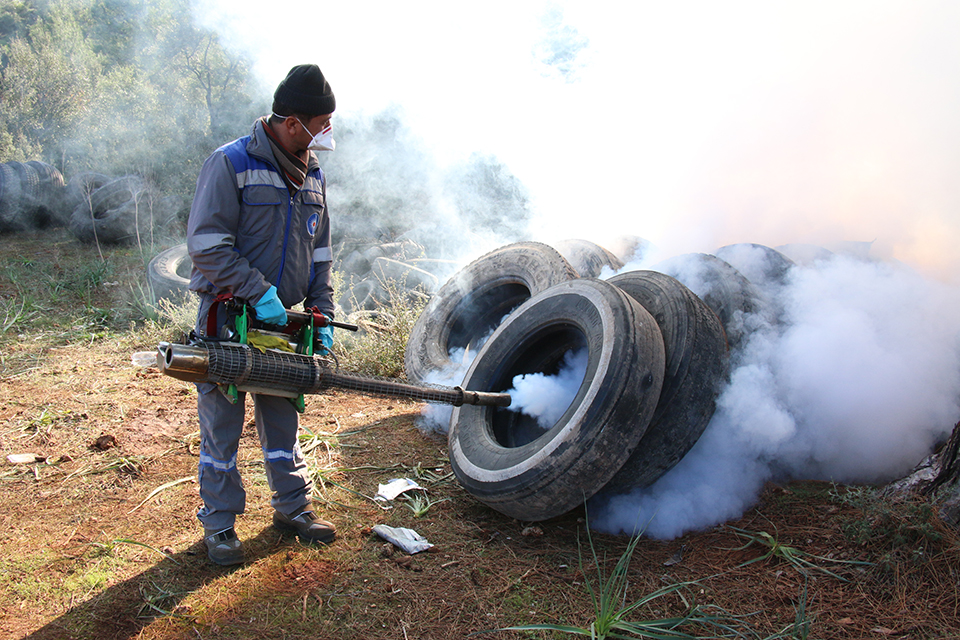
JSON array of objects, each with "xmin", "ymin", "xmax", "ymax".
[{"xmin": 273, "ymin": 64, "xmax": 336, "ymax": 116}]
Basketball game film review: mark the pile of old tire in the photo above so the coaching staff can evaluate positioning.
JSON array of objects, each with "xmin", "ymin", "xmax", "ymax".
[
  {"xmin": 0, "ymin": 161, "xmax": 67, "ymax": 233},
  {"xmin": 334, "ymin": 238, "xmax": 450, "ymax": 316},
  {"xmin": 68, "ymin": 175, "xmax": 151, "ymax": 245},
  {"xmin": 403, "ymin": 240, "xmax": 626, "ymax": 383},
  {"xmin": 444, "ymin": 270, "xmax": 729, "ymax": 521},
  {"xmin": 406, "ymin": 240, "xmax": 805, "ymax": 521}
]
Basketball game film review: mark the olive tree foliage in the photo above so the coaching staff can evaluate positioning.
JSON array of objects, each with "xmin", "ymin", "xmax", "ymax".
[
  {"xmin": 0, "ymin": 4, "xmax": 100, "ymax": 163},
  {"xmin": 0, "ymin": 0, "xmax": 264, "ymax": 198}
]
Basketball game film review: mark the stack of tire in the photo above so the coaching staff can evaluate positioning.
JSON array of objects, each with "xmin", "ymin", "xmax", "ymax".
[
  {"xmin": 0, "ymin": 161, "xmax": 67, "ymax": 233},
  {"xmin": 404, "ymin": 240, "xmax": 797, "ymax": 521}
]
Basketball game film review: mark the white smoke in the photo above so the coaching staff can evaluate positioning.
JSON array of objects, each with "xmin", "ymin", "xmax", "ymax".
[
  {"xmin": 590, "ymin": 254, "xmax": 960, "ymax": 539},
  {"xmin": 192, "ymin": 1, "xmax": 960, "ymax": 280},
  {"xmin": 501, "ymin": 348, "xmax": 587, "ymax": 429}
]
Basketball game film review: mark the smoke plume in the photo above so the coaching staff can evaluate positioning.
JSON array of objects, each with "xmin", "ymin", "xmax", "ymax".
[
  {"xmin": 590, "ymin": 253, "xmax": 960, "ymax": 539},
  {"xmin": 501, "ymin": 348, "xmax": 587, "ymax": 429}
]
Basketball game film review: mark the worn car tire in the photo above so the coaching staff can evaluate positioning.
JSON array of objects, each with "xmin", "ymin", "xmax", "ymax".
[
  {"xmin": 404, "ymin": 242, "xmax": 579, "ymax": 382},
  {"xmin": 10, "ymin": 162, "xmax": 40, "ymax": 229},
  {"xmin": 26, "ymin": 161, "xmax": 66, "ymax": 227},
  {"xmin": 448, "ymin": 278, "xmax": 666, "ymax": 521},
  {"xmin": 64, "ymin": 172, "xmax": 111, "ymax": 214},
  {"xmin": 69, "ymin": 176, "xmax": 147, "ymax": 244},
  {"xmin": 652, "ymin": 253, "xmax": 762, "ymax": 350},
  {"xmin": 603, "ymin": 270, "xmax": 728, "ymax": 491},
  {"xmin": 0, "ymin": 163, "xmax": 23, "ymax": 233},
  {"xmin": 552, "ymin": 238, "xmax": 625, "ymax": 277},
  {"xmin": 147, "ymin": 244, "xmax": 193, "ymax": 305}
]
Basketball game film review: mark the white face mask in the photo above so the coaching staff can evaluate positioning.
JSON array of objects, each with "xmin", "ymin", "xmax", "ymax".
[{"xmin": 297, "ymin": 117, "xmax": 335, "ymax": 152}]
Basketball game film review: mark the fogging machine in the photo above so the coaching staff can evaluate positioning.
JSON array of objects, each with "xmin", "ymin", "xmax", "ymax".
[{"xmin": 157, "ymin": 294, "xmax": 511, "ymax": 411}]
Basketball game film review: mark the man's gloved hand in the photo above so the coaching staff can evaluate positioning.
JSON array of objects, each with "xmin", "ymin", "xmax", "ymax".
[
  {"xmin": 310, "ymin": 307, "xmax": 334, "ymax": 353},
  {"xmin": 317, "ymin": 325, "xmax": 334, "ymax": 353},
  {"xmin": 253, "ymin": 285, "xmax": 287, "ymax": 325}
]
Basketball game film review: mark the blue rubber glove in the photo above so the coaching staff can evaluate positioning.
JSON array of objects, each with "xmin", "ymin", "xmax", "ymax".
[
  {"xmin": 317, "ymin": 324, "xmax": 334, "ymax": 353},
  {"xmin": 253, "ymin": 285, "xmax": 287, "ymax": 325}
]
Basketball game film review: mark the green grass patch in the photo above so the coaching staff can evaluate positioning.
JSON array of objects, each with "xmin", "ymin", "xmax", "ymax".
[{"xmin": 830, "ymin": 484, "xmax": 946, "ymax": 551}]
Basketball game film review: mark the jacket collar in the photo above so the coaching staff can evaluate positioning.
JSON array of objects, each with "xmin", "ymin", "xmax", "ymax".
[{"xmin": 248, "ymin": 118, "xmax": 320, "ymax": 174}]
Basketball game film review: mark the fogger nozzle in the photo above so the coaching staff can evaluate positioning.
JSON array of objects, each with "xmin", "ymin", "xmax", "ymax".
[
  {"xmin": 156, "ymin": 342, "xmax": 511, "ymax": 408},
  {"xmin": 158, "ymin": 342, "xmax": 210, "ymax": 383}
]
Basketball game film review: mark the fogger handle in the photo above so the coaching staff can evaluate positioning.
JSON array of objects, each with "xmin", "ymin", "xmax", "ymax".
[{"xmin": 285, "ymin": 308, "xmax": 359, "ymax": 332}]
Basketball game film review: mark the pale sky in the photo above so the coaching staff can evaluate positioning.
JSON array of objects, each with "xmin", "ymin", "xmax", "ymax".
[{"xmin": 192, "ymin": 0, "xmax": 960, "ymax": 280}]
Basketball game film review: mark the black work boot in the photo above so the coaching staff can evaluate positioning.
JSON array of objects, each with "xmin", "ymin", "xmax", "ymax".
[
  {"xmin": 273, "ymin": 509, "xmax": 336, "ymax": 544},
  {"xmin": 204, "ymin": 527, "xmax": 244, "ymax": 565}
]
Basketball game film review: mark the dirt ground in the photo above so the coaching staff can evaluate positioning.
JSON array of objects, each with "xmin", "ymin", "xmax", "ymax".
[{"xmin": 2, "ymin": 311, "xmax": 960, "ymax": 638}]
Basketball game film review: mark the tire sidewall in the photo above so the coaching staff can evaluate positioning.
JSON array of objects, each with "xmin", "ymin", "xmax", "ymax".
[
  {"xmin": 405, "ymin": 241, "xmax": 578, "ymax": 382},
  {"xmin": 449, "ymin": 278, "xmax": 665, "ymax": 520}
]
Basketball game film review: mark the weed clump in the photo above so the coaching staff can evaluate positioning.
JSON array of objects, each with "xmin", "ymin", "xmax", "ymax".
[
  {"xmin": 829, "ymin": 484, "xmax": 957, "ymax": 582},
  {"xmin": 331, "ymin": 278, "xmax": 426, "ymax": 379}
]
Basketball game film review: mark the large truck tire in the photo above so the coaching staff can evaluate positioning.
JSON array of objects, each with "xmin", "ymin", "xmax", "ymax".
[
  {"xmin": 448, "ymin": 278, "xmax": 666, "ymax": 522},
  {"xmin": 714, "ymin": 243, "xmax": 796, "ymax": 324},
  {"xmin": 651, "ymin": 253, "xmax": 762, "ymax": 350},
  {"xmin": 551, "ymin": 238, "xmax": 625, "ymax": 278},
  {"xmin": 9, "ymin": 162, "xmax": 39, "ymax": 230},
  {"xmin": 147, "ymin": 244, "xmax": 193, "ymax": 305},
  {"xmin": 26, "ymin": 161, "xmax": 66, "ymax": 228},
  {"xmin": 404, "ymin": 242, "xmax": 578, "ymax": 383},
  {"xmin": 64, "ymin": 172, "xmax": 111, "ymax": 214},
  {"xmin": 714, "ymin": 243, "xmax": 794, "ymax": 289},
  {"xmin": 603, "ymin": 270, "xmax": 729, "ymax": 491}
]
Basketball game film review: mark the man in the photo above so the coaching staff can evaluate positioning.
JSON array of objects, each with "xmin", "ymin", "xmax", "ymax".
[{"xmin": 186, "ymin": 64, "xmax": 337, "ymax": 565}]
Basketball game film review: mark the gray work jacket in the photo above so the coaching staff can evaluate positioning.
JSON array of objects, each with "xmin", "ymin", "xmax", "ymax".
[{"xmin": 186, "ymin": 119, "xmax": 334, "ymax": 316}]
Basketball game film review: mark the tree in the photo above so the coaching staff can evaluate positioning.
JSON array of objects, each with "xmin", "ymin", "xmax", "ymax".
[{"xmin": 0, "ymin": 7, "xmax": 100, "ymax": 163}]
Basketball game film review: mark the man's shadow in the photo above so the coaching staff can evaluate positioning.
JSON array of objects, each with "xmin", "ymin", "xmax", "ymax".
[{"xmin": 22, "ymin": 525, "xmax": 296, "ymax": 640}]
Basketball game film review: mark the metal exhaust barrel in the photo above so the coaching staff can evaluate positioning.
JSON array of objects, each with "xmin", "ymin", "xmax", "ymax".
[
  {"xmin": 156, "ymin": 341, "xmax": 511, "ymax": 407},
  {"xmin": 157, "ymin": 342, "xmax": 210, "ymax": 383}
]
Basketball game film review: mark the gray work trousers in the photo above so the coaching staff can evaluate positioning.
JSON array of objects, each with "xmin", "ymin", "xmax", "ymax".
[{"xmin": 194, "ymin": 293, "xmax": 313, "ymax": 532}]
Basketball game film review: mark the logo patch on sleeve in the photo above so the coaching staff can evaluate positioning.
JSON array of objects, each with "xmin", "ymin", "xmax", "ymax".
[{"xmin": 306, "ymin": 212, "xmax": 320, "ymax": 237}]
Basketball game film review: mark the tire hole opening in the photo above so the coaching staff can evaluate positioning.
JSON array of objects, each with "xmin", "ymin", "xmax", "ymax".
[
  {"xmin": 489, "ymin": 325, "xmax": 588, "ymax": 448},
  {"xmin": 447, "ymin": 283, "xmax": 531, "ymax": 355}
]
